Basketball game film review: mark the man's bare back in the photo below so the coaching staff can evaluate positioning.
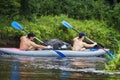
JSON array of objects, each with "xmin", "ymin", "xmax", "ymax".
[
  {"xmin": 19, "ymin": 33, "xmax": 50, "ymax": 50},
  {"xmin": 20, "ymin": 36, "xmax": 34, "ymax": 50},
  {"xmin": 73, "ymin": 37, "xmax": 86, "ymax": 51}
]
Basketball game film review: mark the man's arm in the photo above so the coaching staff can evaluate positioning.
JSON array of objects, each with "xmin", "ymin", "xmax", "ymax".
[
  {"xmin": 30, "ymin": 42, "xmax": 47, "ymax": 49},
  {"xmin": 83, "ymin": 42, "xmax": 97, "ymax": 48}
]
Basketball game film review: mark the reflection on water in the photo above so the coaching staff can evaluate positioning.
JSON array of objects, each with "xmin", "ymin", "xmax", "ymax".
[
  {"xmin": 11, "ymin": 61, "xmax": 20, "ymax": 80},
  {"xmin": 0, "ymin": 55, "xmax": 120, "ymax": 80}
]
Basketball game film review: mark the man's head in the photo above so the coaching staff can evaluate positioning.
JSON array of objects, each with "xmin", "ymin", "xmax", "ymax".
[
  {"xmin": 78, "ymin": 32, "xmax": 86, "ymax": 39},
  {"xmin": 27, "ymin": 32, "xmax": 36, "ymax": 40}
]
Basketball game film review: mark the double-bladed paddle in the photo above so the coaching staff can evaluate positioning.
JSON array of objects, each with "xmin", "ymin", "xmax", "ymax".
[
  {"xmin": 11, "ymin": 21, "xmax": 66, "ymax": 58},
  {"xmin": 61, "ymin": 20, "xmax": 114, "ymax": 58}
]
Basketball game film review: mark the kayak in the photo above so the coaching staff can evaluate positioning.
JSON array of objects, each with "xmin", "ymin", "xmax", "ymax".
[{"xmin": 0, "ymin": 48, "xmax": 108, "ymax": 57}]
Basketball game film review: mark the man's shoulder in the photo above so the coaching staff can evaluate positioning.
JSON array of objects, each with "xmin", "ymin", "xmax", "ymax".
[
  {"xmin": 20, "ymin": 36, "xmax": 28, "ymax": 41},
  {"xmin": 21, "ymin": 36, "xmax": 26, "ymax": 38},
  {"xmin": 73, "ymin": 37, "xmax": 79, "ymax": 41}
]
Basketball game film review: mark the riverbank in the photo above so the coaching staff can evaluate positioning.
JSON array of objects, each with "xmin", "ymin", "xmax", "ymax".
[{"xmin": 0, "ymin": 15, "xmax": 119, "ymax": 51}]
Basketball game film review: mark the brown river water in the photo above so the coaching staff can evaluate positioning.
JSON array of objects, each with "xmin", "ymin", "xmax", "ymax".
[{"xmin": 0, "ymin": 54, "xmax": 120, "ymax": 80}]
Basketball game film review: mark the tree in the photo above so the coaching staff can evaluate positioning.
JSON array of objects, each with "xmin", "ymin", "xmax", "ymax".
[
  {"xmin": 20, "ymin": 0, "xmax": 40, "ymax": 21},
  {"xmin": 0, "ymin": 0, "xmax": 20, "ymax": 19}
]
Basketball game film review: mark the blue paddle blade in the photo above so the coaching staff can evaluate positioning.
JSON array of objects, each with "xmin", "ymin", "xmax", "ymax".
[
  {"xmin": 61, "ymin": 20, "xmax": 73, "ymax": 29},
  {"xmin": 107, "ymin": 51, "xmax": 115, "ymax": 58},
  {"xmin": 11, "ymin": 21, "xmax": 23, "ymax": 30},
  {"xmin": 54, "ymin": 50, "xmax": 66, "ymax": 58}
]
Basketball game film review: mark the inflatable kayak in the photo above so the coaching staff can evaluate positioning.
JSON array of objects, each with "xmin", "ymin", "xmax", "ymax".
[{"xmin": 0, "ymin": 48, "xmax": 108, "ymax": 57}]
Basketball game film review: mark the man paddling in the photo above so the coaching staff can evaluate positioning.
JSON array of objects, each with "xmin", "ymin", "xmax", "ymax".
[
  {"xmin": 72, "ymin": 32, "xmax": 97, "ymax": 51},
  {"xmin": 20, "ymin": 32, "xmax": 51, "ymax": 50}
]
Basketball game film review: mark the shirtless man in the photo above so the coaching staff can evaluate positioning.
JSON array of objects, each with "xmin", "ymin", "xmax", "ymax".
[
  {"xmin": 73, "ymin": 32, "xmax": 97, "ymax": 51},
  {"xmin": 20, "ymin": 32, "xmax": 50, "ymax": 50}
]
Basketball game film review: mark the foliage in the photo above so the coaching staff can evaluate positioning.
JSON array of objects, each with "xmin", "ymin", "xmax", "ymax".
[
  {"xmin": 105, "ymin": 41, "xmax": 120, "ymax": 71},
  {"xmin": 105, "ymin": 54, "xmax": 120, "ymax": 71},
  {"xmin": 0, "ymin": 0, "xmax": 120, "ymax": 32},
  {"xmin": 106, "ymin": 3, "xmax": 120, "ymax": 30},
  {"xmin": 0, "ymin": 0, "xmax": 120, "ymax": 70},
  {"xmin": 20, "ymin": 0, "xmax": 40, "ymax": 21},
  {"xmin": 0, "ymin": 15, "xmax": 119, "ymax": 52},
  {"xmin": 0, "ymin": 0, "xmax": 20, "ymax": 19}
]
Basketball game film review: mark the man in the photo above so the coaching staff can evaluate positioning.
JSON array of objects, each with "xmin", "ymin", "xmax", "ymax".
[
  {"xmin": 73, "ymin": 32, "xmax": 97, "ymax": 51},
  {"xmin": 20, "ymin": 32, "xmax": 51, "ymax": 50}
]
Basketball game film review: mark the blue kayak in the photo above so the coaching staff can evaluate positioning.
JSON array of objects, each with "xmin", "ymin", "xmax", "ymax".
[{"xmin": 0, "ymin": 48, "xmax": 108, "ymax": 57}]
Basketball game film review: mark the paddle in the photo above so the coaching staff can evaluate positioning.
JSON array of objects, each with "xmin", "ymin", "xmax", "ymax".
[
  {"xmin": 11, "ymin": 21, "xmax": 66, "ymax": 58},
  {"xmin": 61, "ymin": 20, "xmax": 114, "ymax": 58},
  {"xmin": 11, "ymin": 21, "xmax": 45, "ymax": 44}
]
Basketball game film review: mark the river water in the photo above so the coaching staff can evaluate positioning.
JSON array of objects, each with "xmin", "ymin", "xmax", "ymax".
[{"xmin": 0, "ymin": 55, "xmax": 120, "ymax": 80}]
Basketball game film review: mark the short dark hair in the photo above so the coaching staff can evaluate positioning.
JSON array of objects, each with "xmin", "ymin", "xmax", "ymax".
[
  {"xmin": 79, "ymin": 32, "xmax": 86, "ymax": 38},
  {"xmin": 27, "ymin": 32, "xmax": 36, "ymax": 38}
]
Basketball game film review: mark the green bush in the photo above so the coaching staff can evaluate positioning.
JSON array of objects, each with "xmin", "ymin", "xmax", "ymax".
[
  {"xmin": 105, "ymin": 54, "xmax": 120, "ymax": 71},
  {"xmin": 1, "ymin": 15, "xmax": 119, "ymax": 51},
  {"xmin": 1, "ymin": 15, "xmax": 120, "ymax": 70}
]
